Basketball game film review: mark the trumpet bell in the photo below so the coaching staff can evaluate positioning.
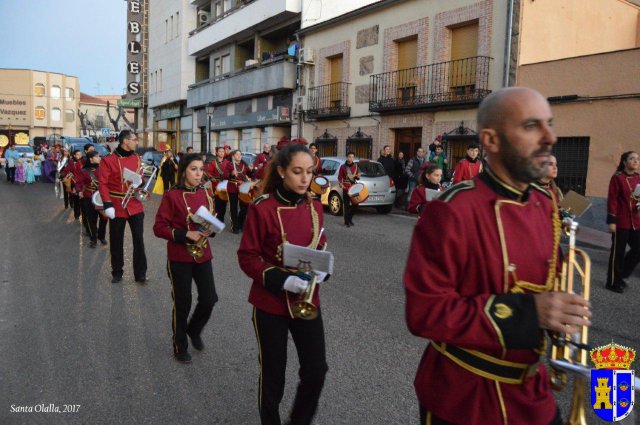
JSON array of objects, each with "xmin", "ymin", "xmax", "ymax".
[
  {"xmin": 186, "ymin": 244, "xmax": 204, "ymax": 259},
  {"xmin": 293, "ymin": 301, "xmax": 318, "ymax": 320},
  {"xmin": 135, "ymin": 189, "xmax": 149, "ymax": 201}
]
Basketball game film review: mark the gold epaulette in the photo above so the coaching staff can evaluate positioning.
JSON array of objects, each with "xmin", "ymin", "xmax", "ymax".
[
  {"xmin": 439, "ymin": 180, "xmax": 476, "ymax": 203},
  {"xmin": 253, "ymin": 194, "xmax": 270, "ymax": 205}
]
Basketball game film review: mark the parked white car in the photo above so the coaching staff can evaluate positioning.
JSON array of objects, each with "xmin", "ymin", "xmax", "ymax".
[{"xmin": 319, "ymin": 156, "xmax": 396, "ymax": 215}]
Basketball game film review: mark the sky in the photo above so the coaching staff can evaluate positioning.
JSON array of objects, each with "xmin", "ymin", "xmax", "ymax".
[{"xmin": 0, "ymin": 0, "xmax": 127, "ymax": 96}]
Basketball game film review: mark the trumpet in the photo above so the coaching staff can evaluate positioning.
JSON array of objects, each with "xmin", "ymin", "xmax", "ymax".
[
  {"xmin": 186, "ymin": 206, "xmax": 224, "ymax": 259},
  {"xmin": 293, "ymin": 260, "xmax": 319, "ymax": 320},
  {"xmin": 549, "ymin": 217, "xmax": 591, "ymax": 425},
  {"xmin": 122, "ymin": 165, "xmax": 157, "ymax": 209}
]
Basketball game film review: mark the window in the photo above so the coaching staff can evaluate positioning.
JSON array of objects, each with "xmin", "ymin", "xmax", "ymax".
[
  {"xmin": 51, "ymin": 108, "xmax": 61, "ymax": 121},
  {"xmin": 65, "ymin": 88, "xmax": 75, "ymax": 100},
  {"xmin": 51, "ymin": 85, "xmax": 61, "ymax": 99},
  {"xmin": 95, "ymin": 114, "xmax": 106, "ymax": 128},
  {"xmin": 35, "ymin": 107, "xmax": 45, "ymax": 120},
  {"xmin": 65, "ymin": 109, "xmax": 75, "ymax": 122},
  {"xmin": 450, "ymin": 22, "xmax": 479, "ymax": 89},
  {"xmin": 34, "ymin": 83, "xmax": 45, "ymax": 97},
  {"xmin": 221, "ymin": 55, "xmax": 230, "ymax": 75},
  {"xmin": 553, "ymin": 137, "xmax": 590, "ymax": 195},
  {"xmin": 320, "ymin": 159, "xmax": 340, "ymax": 176},
  {"xmin": 214, "ymin": 57, "xmax": 222, "ymax": 78}
]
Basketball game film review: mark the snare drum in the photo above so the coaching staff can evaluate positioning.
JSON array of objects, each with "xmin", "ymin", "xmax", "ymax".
[
  {"xmin": 347, "ymin": 183, "xmax": 369, "ymax": 205},
  {"xmin": 239, "ymin": 181, "xmax": 257, "ymax": 204},
  {"xmin": 310, "ymin": 176, "xmax": 329, "ymax": 196},
  {"xmin": 215, "ymin": 180, "xmax": 229, "ymax": 202}
]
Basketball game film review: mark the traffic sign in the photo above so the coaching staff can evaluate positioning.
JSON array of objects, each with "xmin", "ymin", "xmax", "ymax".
[
  {"xmin": 117, "ymin": 99, "xmax": 142, "ymax": 108},
  {"xmin": 101, "ymin": 128, "xmax": 111, "ymax": 137}
]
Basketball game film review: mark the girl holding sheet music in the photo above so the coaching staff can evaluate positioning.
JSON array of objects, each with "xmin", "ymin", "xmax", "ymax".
[
  {"xmin": 408, "ymin": 162, "xmax": 443, "ymax": 215},
  {"xmin": 237, "ymin": 143, "xmax": 328, "ymax": 425},
  {"xmin": 153, "ymin": 154, "xmax": 219, "ymax": 364}
]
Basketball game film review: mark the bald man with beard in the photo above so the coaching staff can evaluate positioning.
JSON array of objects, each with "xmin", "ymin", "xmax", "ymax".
[{"xmin": 404, "ymin": 87, "xmax": 592, "ymax": 425}]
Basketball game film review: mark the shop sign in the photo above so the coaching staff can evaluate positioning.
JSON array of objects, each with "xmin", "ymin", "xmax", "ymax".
[{"xmin": 211, "ymin": 107, "xmax": 291, "ymax": 130}]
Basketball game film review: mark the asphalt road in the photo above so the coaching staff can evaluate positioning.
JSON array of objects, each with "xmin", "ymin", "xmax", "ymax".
[{"xmin": 1, "ymin": 181, "xmax": 638, "ymax": 425}]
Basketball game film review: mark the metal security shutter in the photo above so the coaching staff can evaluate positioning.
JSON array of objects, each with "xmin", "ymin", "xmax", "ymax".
[
  {"xmin": 450, "ymin": 23, "xmax": 479, "ymax": 89},
  {"xmin": 397, "ymin": 37, "xmax": 418, "ymax": 70},
  {"xmin": 553, "ymin": 137, "xmax": 590, "ymax": 195}
]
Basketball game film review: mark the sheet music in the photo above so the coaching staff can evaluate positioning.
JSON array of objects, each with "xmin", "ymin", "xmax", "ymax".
[
  {"xmin": 425, "ymin": 189, "xmax": 442, "ymax": 202},
  {"xmin": 282, "ymin": 243, "xmax": 334, "ymax": 282},
  {"xmin": 195, "ymin": 205, "xmax": 225, "ymax": 233}
]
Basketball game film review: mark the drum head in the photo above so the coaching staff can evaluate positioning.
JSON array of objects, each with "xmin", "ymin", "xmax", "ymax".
[{"xmin": 348, "ymin": 183, "xmax": 364, "ymax": 196}]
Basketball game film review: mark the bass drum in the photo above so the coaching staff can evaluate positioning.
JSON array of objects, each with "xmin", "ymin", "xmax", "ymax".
[
  {"xmin": 239, "ymin": 181, "xmax": 257, "ymax": 204},
  {"xmin": 215, "ymin": 180, "xmax": 229, "ymax": 202},
  {"xmin": 347, "ymin": 183, "xmax": 369, "ymax": 205},
  {"xmin": 310, "ymin": 176, "xmax": 329, "ymax": 196}
]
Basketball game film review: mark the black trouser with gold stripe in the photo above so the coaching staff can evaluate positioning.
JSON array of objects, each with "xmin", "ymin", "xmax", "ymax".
[
  {"xmin": 252, "ymin": 308, "xmax": 328, "ymax": 425},
  {"xmin": 81, "ymin": 198, "xmax": 106, "ymax": 242},
  {"xmin": 342, "ymin": 189, "xmax": 354, "ymax": 225},
  {"xmin": 214, "ymin": 196, "xmax": 227, "ymax": 224},
  {"xmin": 228, "ymin": 192, "xmax": 247, "ymax": 232},
  {"xmin": 109, "ymin": 212, "xmax": 147, "ymax": 280},
  {"xmin": 419, "ymin": 406, "xmax": 563, "ymax": 425},
  {"xmin": 607, "ymin": 229, "xmax": 640, "ymax": 288},
  {"xmin": 70, "ymin": 193, "xmax": 81, "ymax": 219},
  {"xmin": 167, "ymin": 259, "xmax": 218, "ymax": 354}
]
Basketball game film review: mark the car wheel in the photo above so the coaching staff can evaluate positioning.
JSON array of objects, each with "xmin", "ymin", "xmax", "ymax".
[
  {"xmin": 328, "ymin": 192, "xmax": 343, "ymax": 216},
  {"xmin": 376, "ymin": 205, "xmax": 393, "ymax": 214}
]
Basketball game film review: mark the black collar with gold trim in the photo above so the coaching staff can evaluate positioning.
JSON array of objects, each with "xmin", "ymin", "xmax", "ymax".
[
  {"xmin": 115, "ymin": 146, "xmax": 134, "ymax": 157},
  {"xmin": 174, "ymin": 183, "xmax": 200, "ymax": 192},
  {"xmin": 274, "ymin": 184, "xmax": 305, "ymax": 206},
  {"xmin": 480, "ymin": 168, "xmax": 531, "ymax": 202}
]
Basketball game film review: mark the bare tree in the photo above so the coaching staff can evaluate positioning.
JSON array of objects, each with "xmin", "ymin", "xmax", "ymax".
[
  {"xmin": 106, "ymin": 101, "xmax": 135, "ymax": 132},
  {"xmin": 78, "ymin": 109, "xmax": 89, "ymax": 135}
]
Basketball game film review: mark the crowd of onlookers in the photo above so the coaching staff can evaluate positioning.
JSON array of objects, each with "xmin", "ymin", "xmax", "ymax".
[{"xmin": 0, "ymin": 144, "xmax": 47, "ymax": 185}]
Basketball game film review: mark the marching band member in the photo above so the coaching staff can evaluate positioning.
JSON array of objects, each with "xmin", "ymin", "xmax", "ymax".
[
  {"xmin": 206, "ymin": 146, "xmax": 230, "ymax": 223},
  {"xmin": 238, "ymin": 143, "xmax": 328, "ymax": 425},
  {"xmin": 74, "ymin": 151, "xmax": 107, "ymax": 247},
  {"xmin": 253, "ymin": 144, "xmax": 271, "ymax": 175},
  {"xmin": 154, "ymin": 154, "xmax": 219, "ymax": 364},
  {"xmin": 337, "ymin": 151, "xmax": 360, "ymax": 227},
  {"xmin": 309, "ymin": 143, "xmax": 322, "ymax": 176},
  {"xmin": 224, "ymin": 149, "xmax": 251, "ymax": 234},
  {"xmin": 57, "ymin": 149, "xmax": 71, "ymax": 208},
  {"xmin": 404, "ymin": 88, "xmax": 591, "ymax": 425},
  {"xmin": 407, "ymin": 163, "xmax": 443, "ymax": 215},
  {"xmin": 98, "ymin": 130, "xmax": 148, "ymax": 284},
  {"xmin": 606, "ymin": 151, "xmax": 640, "ymax": 293},
  {"xmin": 253, "ymin": 145, "xmax": 277, "ymax": 181},
  {"xmin": 64, "ymin": 150, "xmax": 84, "ymax": 221},
  {"xmin": 451, "ymin": 142, "xmax": 483, "ymax": 184},
  {"xmin": 536, "ymin": 154, "xmax": 563, "ymax": 203}
]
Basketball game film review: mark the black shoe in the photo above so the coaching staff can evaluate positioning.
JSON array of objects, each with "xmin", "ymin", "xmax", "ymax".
[
  {"xmin": 111, "ymin": 276, "xmax": 122, "ymax": 284},
  {"xmin": 100, "ymin": 239, "xmax": 108, "ymax": 245},
  {"xmin": 89, "ymin": 241, "xmax": 97, "ymax": 248},
  {"xmin": 188, "ymin": 332, "xmax": 204, "ymax": 351},
  {"xmin": 620, "ymin": 280, "xmax": 627, "ymax": 289},
  {"xmin": 174, "ymin": 351, "xmax": 192, "ymax": 364},
  {"xmin": 231, "ymin": 229, "xmax": 239, "ymax": 234},
  {"xmin": 345, "ymin": 223, "xmax": 350, "ymax": 227},
  {"xmin": 135, "ymin": 276, "xmax": 148, "ymax": 284},
  {"xmin": 349, "ymin": 221, "xmax": 355, "ymax": 226},
  {"xmin": 605, "ymin": 285, "xmax": 624, "ymax": 294}
]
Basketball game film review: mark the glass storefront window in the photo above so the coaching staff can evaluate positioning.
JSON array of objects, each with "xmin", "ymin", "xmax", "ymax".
[
  {"xmin": 34, "ymin": 84, "xmax": 45, "ymax": 97},
  {"xmin": 35, "ymin": 107, "xmax": 45, "ymax": 120}
]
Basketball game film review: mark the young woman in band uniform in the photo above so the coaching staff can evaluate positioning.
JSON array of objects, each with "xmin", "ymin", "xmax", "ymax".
[
  {"xmin": 238, "ymin": 143, "xmax": 328, "ymax": 425},
  {"xmin": 408, "ymin": 163, "xmax": 443, "ymax": 215},
  {"xmin": 154, "ymin": 154, "xmax": 219, "ymax": 363}
]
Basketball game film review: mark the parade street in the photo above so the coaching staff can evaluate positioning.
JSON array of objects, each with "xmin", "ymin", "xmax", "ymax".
[{"xmin": 1, "ymin": 182, "xmax": 638, "ymax": 425}]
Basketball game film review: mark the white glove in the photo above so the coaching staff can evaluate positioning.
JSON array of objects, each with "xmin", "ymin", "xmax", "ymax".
[
  {"xmin": 283, "ymin": 276, "xmax": 309, "ymax": 294},
  {"xmin": 104, "ymin": 207, "xmax": 116, "ymax": 219}
]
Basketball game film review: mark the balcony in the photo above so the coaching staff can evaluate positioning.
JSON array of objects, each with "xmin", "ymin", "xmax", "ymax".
[
  {"xmin": 189, "ymin": 0, "xmax": 301, "ymax": 56},
  {"xmin": 368, "ymin": 56, "xmax": 493, "ymax": 113},
  {"xmin": 306, "ymin": 82, "xmax": 351, "ymax": 120},
  {"xmin": 187, "ymin": 57, "xmax": 296, "ymax": 108}
]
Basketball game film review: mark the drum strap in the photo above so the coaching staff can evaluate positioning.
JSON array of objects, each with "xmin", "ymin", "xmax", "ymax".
[{"xmin": 346, "ymin": 164, "xmax": 358, "ymax": 183}]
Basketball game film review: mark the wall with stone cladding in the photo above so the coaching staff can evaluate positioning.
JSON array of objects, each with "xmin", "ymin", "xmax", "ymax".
[
  {"xmin": 382, "ymin": 18, "xmax": 429, "ymax": 74},
  {"xmin": 317, "ymin": 41, "xmax": 352, "ymax": 86}
]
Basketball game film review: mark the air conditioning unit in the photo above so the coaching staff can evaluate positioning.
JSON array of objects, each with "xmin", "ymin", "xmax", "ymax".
[
  {"xmin": 299, "ymin": 48, "xmax": 314, "ymax": 64},
  {"xmin": 296, "ymin": 96, "xmax": 308, "ymax": 111},
  {"xmin": 245, "ymin": 59, "xmax": 259, "ymax": 67},
  {"xmin": 197, "ymin": 11, "xmax": 211, "ymax": 24}
]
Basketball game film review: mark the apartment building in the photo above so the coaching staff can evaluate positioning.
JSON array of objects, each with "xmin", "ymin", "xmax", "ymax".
[
  {"xmin": 148, "ymin": 0, "xmax": 197, "ymax": 152},
  {"xmin": 297, "ymin": 0, "xmax": 508, "ymax": 176},
  {"xmin": 0, "ymin": 69, "xmax": 80, "ymax": 146},
  {"xmin": 186, "ymin": 0, "xmax": 301, "ymax": 153}
]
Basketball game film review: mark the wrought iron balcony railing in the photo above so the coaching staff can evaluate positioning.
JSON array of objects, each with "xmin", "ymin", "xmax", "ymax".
[
  {"xmin": 369, "ymin": 56, "xmax": 492, "ymax": 112},
  {"xmin": 306, "ymin": 82, "xmax": 351, "ymax": 120}
]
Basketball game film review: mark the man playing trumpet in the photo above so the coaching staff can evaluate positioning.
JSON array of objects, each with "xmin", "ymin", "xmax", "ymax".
[
  {"xmin": 98, "ymin": 130, "xmax": 148, "ymax": 284},
  {"xmin": 404, "ymin": 87, "xmax": 592, "ymax": 425}
]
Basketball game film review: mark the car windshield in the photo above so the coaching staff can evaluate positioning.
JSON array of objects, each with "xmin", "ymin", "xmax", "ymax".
[{"xmin": 356, "ymin": 161, "xmax": 386, "ymax": 177}]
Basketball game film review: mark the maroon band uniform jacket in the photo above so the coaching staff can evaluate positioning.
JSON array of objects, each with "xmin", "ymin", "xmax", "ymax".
[
  {"xmin": 607, "ymin": 171, "xmax": 640, "ymax": 230},
  {"xmin": 98, "ymin": 149, "xmax": 143, "ymax": 218},
  {"xmin": 407, "ymin": 182, "xmax": 442, "ymax": 215},
  {"xmin": 153, "ymin": 185, "xmax": 216, "ymax": 263},
  {"xmin": 62, "ymin": 159, "xmax": 83, "ymax": 183},
  {"xmin": 224, "ymin": 160, "xmax": 251, "ymax": 194},
  {"xmin": 206, "ymin": 158, "xmax": 230, "ymax": 190},
  {"xmin": 74, "ymin": 165, "xmax": 101, "ymax": 198},
  {"xmin": 404, "ymin": 169, "xmax": 561, "ymax": 425},
  {"xmin": 337, "ymin": 162, "xmax": 359, "ymax": 190},
  {"xmin": 237, "ymin": 189, "xmax": 327, "ymax": 317},
  {"xmin": 452, "ymin": 158, "xmax": 482, "ymax": 184},
  {"xmin": 312, "ymin": 155, "xmax": 322, "ymax": 175}
]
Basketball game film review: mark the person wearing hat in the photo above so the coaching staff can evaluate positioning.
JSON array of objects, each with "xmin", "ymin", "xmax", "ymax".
[
  {"xmin": 408, "ymin": 163, "xmax": 443, "ymax": 215},
  {"xmin": 75, "ymin": 151, "xmax": 108, "ymax": 247},
  {"xmin": 452, "ymin": 142, "xmax": 483, "ymax": 184},
  {"xmin": 160, "ymin": 149, "xmax": 179, "ymax": 191}
]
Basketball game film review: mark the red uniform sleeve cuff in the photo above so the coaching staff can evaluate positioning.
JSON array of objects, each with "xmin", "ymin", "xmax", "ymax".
[{"xmin": 485, "ymin": 294, "xmax": 541, "ymax": 350}]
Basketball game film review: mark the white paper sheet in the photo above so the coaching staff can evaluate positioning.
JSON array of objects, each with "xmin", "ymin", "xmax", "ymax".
[
  {"xmin": 282, "ymin": 243, "xmax": 334, "ymax": 282},
  {"xmin": 426, "ymin": 189, "xmax": 442, "ymax": 202}
]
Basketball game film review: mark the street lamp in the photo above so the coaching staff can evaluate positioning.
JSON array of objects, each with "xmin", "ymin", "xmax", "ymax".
[{"xmin": 206, "ymin": 102, "xmax": 214, "ymax": 154}]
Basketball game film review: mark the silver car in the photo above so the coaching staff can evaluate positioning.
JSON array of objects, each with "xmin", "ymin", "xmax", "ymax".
[{"xmin": 319, "ymin": 156, "xmax": 396, "ymax": 215}]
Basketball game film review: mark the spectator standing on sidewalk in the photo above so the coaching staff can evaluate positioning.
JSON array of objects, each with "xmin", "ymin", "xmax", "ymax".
[
  {"xmin": 404, "ymin": 148, "xmax": 427, "ymax": 207},
  {"xmin": 429, "ymin": 145, "xmax": 448, "ymax": 173},
  {"xmin": 606, "ymin": 151, "xmax": 640, "ymax": 293},
  {"xmin": 451, "ymin": 142, "xmax": 483, "ymax": 184},
  {"xmin": 377, "ymin": 145, "xmax": 396, "ymax": 182},
  {"xmin": 394, "ymin": 151, "xmax": 408, "ymax": 207},
  {"xmin": 4, "ymin": 145, "xmax": 20, "ymax": 183}
]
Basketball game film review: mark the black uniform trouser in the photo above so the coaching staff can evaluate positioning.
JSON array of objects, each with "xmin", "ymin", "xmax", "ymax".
[
  {"xmin": 419, "ymin": 406, "xmax": 563, "ymax": 425},
  {"xmin": 167, "ymin": 259, "xmax": 218, "ymax": 354},
  {"xmin": 63, "ymin": 189, "xmax": 70, "ymax": 208},
  {"xmin": 214, "ymin": 196, "xmax": 227, "ymax": 224},
  {"xmin": 342, "ymin": 189, "xmax": 354, "ymax": 224},
  {"xmin": 109, "ymin": 212, "xmax": 147, "ymax": 279},
  {"xmin": 6, "ymin": 166, "xmax": 15, "ymax": 183},
  {"xmin": 252, "ymin": 308, "xmax": 328, "ymax": 425},
  {"xmin": 162, "ymin": 174, "xmax": 175, "ymax": 191},
  {"xmin": 71, "ymin": 194, "xmax": 81, "ymax": 219},
  {"xmin": 228, "ymin": 192, "xmax": 247, "ymax": 232},
  {"xmin": 607, "ymin": 229, "xmax": 640, "ymax": 287},
  {"xmin": 81, "ymin": 198, "xmax": 107, "ymax": 242}
]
